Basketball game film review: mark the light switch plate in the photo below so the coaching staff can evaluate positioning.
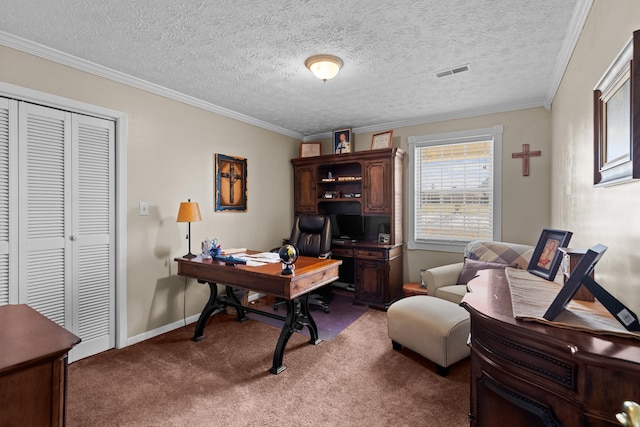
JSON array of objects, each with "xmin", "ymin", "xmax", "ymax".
[{"xmin": 139, "ymin": 201, "xmax": 149, "ymax": 216}]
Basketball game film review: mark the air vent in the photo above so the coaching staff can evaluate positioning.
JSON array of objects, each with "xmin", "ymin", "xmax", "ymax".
[{"xmin": 436, "ymin": 64, "xmax": 470, "ymax": 78}]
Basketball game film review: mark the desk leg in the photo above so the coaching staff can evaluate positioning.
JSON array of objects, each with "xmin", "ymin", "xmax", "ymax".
[
  {"xmin": 192, "ymin": 281, "xmax": 219, "ymax": 342},
  {"xmin": 269, "ymin": 294, "xmax": 320, "ymax": 374},
  {"xmin": 300, "ymin": 293, "xmax": 320, "ymax": 345}
]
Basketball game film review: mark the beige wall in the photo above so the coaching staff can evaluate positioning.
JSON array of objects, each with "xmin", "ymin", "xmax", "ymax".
[
  {"xmin": 0, "ymin": 45, "xmax": 299, "ymax": 338},
  {"xmin": 332, "ymin": 108, "xmax": 552, "ymax": 283},
  {"xmin": 552, "ymin": 0, "xmax": 640, "ymax": 314}
]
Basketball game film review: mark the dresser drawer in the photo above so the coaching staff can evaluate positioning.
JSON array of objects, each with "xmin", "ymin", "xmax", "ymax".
[
  {"xmin": 332, "ymin": 247, "xmax": 354, "ymax": 257},
  {"xmin": 355, "ymin": 249, "xmax": 385, "ymax": 260},
  {"xmin": 472, "ymin": 321, "xmax": 577, "ymax": 392}
]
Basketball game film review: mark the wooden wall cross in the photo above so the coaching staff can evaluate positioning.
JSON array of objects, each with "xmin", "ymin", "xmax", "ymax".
[
  {"xmin": 220, "ymin": 162, "xmax": 243, "ymax": 204},
  {"xmin": 511, "ymin": 144, "xmax": 541, "ymax": 176}
]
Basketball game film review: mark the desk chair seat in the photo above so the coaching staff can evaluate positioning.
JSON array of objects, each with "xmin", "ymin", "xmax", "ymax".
[{"xmin": 274, "ymin": 214, "xmax": 332, "ymax": 313}]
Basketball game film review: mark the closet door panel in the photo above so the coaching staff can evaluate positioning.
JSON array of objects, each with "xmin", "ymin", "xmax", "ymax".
[
  {"xmin": 19, "ymin": 103, "xmax": 71, "ymax": 328},
  {"xmin": 0, "ymin": 98, "xmax": 17, "ymax": 305},
  {"xmin": 71, "ymin": 114, "xmax": 114, "ymax": 360}
]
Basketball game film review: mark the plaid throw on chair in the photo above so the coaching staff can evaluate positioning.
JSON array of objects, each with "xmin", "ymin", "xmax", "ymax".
[{"xmin": 464, "ymin": 240, "xmax": 534, "ymax": 270}]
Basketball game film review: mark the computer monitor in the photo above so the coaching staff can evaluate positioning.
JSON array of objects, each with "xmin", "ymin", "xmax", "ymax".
[{"xmin": 334, "ymin": 214, "xmax": 365, "ymax": 240}]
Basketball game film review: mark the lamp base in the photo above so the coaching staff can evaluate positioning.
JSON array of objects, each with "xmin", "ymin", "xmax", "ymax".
[{"xmin": 183, "ymin": 252, "xmax": 197, "ymax": 259}]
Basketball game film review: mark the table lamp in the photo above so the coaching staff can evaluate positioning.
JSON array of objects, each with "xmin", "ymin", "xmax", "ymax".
[{"xmin": 176, "ymin": 199, "xmax": 202, "ymax": 258}]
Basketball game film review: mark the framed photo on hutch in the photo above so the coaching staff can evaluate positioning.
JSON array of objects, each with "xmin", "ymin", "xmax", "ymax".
[
  {"xmin": 527, "ymin": 229, "xmax": 573, "ymax": 281},
  {"xmin": 300, "ymin": 142, "xmax": 321, "ymax": 158},
  {"xmin": 333, "ymin": 128, "xmax": 352, "ymax": 154},
  {"xmin": 371, "ymin": 130, "xmax": 393, "ymax": 150}
]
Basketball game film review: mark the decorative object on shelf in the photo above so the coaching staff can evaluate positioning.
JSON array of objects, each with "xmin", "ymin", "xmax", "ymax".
[
  {"xmin": 371, "ymin": 130, "xmax": 393, "ymax": 150},
  {"xmin": 594, "ymin": 30, "xmax": 640, "ymax": 187},
  {"xmin": 511, "ymin": 143, "xmax": 541, "ymax": 176},
  {"xmin": 278, "ymin": 244, "xmax": 298, "ymax": 275},
  {"xmin": 377, "ymin": 233, "xmax": 390, "ymax": 244},
  {"xmin": 527, "ymin": 228, "xmax": 572, "ymax": 280},
  {"xmin": 300, "ymin": 141, "xmax": 321, "ymax": 158},
  {"xmin": 333, "ymin": 128, "xmax": 352, "ymax": 154},
  {"xmin": 322, "ymin": 190, "xmax": 340, "ymax": 199},
  {"xmin": 176, "ymin": 198, "xmax": 202, "ymax": 258},
  {"xmin": 215, "ymin": 153, "xmax": 247, "ymax": 211},
  {"xmin": 305, "ymin": 54, "xmax": 343, "ymax": 82}
]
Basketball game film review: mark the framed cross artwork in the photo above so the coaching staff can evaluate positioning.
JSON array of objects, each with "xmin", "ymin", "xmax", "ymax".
[{"xmin": 215, "ymin": 153, "xmax": 247, "ymax": 211}]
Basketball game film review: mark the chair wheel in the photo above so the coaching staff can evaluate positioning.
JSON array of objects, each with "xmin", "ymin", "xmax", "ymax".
[{"xmin": 324, "ymin": 308, "xmax": 330, "ymax": 313}]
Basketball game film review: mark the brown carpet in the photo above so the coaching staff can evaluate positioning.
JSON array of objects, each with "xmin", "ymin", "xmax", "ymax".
[{"xmin": 67, "ymin": 307, "xmax": 470, "ymax": 426}]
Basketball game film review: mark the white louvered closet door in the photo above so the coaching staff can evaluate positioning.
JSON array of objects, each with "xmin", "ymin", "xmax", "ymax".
[
  {"xmin": 70, "ymin": 114, "xmax": 115, "ymax": 361},
  {"xmin": 14, "ymin": 101, "xmax": 114, "ymax": 362},
  {"xmin": 18, "ymin": 103, "xmax": 72, "ymax": 329}
]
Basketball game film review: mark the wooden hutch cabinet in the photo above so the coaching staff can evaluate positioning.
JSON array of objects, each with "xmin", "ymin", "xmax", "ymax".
[
  {"xmin": 461, "ymin": 269, "xmax": 640, "ymax": 426},
  {"xmin": 291, "ymin": 148, "xmax": 405, "ymax": 309}
]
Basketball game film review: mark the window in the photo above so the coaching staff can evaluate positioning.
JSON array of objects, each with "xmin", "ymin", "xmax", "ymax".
[{"xmin": 408, "ymin": 125, "xmax": 502, "ymax": 252}]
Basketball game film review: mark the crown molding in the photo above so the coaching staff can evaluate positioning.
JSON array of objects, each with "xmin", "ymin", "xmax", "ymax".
[
  {"xmin": 302, "ymin": 98, "xmax": 547, "ymax": 142},
  {"xmin": 544, "ymin": 0, "xmax": 594, "ymax": 107},
  {"xmin": 0, "ymin": 31, "xmax": 304, "ymax": 140}
]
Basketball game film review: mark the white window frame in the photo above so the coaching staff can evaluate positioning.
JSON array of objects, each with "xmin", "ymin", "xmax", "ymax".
[{"xmin": 408, "ymin": 125, "xmax": 502, "ymax": 253}]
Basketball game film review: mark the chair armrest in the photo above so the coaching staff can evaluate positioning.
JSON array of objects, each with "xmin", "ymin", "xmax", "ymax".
[
  {"xmin": 422, "ymin": 262, "xmax": 464, "ymax": 296},
  {"xmin": 319, "ymin": 251, "xmax": 332, "ymax": 259}
]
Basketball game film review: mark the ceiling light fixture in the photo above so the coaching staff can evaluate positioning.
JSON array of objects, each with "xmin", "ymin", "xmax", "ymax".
[{"xmin": 305, "ymin": 54, "xmax": 343, "ymax": 82}]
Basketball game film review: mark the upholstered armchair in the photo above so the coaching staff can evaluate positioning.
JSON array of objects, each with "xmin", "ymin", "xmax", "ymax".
[{"xmin": 422, "ymin": 240, "xmax": 534, "ymax": 304}]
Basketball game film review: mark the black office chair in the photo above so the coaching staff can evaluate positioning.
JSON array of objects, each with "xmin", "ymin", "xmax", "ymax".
[{"xmin": 274, "ymin": 214, "xmax": 333, "ymax": 313}]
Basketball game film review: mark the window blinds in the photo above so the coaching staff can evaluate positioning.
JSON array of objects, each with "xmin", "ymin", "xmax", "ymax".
[{"xmin": 413, "ymin": 140, "xmax": 494, "ymax": 242}]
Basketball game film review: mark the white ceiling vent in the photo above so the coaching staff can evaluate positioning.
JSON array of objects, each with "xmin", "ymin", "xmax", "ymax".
[{"xmin": 436, "ymin": 64, "xmax": 470, "ymax": 78}]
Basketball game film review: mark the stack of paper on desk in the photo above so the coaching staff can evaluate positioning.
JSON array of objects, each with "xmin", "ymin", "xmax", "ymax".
[
  {"xmin": 244, "ymin": 252, "xmax": 281, "ymax": 263},
  {"xmin": 221, "ymin": 248, "xmax": 246, "ymax": 255}
]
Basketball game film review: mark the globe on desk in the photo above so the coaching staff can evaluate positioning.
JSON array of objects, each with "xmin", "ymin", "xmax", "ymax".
[{"xmin": 278, "ymin": 244, "xmax": 298, "ymax": 275}]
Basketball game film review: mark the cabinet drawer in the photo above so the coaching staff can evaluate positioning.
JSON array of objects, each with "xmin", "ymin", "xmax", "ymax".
[
  {"xmin": 332, "ymin": 247, "xmax": 354, "ymax": 257},
  {"xmin": 355, "ymin": 249, "xmax": 385, "ymax": 260}
]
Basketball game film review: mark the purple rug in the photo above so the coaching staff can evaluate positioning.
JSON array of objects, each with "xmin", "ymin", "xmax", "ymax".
[{"xmin": 245, "ymin": 293, "xmax": 369, "ymax": 341}]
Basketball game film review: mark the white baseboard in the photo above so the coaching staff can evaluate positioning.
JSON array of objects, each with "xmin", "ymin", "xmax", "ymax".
[{"xmin": 126, "ymin": 310, "xmax": 222, "ymax": 347}]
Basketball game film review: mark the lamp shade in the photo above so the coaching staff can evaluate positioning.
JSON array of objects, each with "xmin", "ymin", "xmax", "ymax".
[
  {"xmin": 176, "ymin": 199, "xmax": 202, "ymax": 223},
  {"xmin": 305, "ymin": 54, "xmax": 343, "ymax": 82}
]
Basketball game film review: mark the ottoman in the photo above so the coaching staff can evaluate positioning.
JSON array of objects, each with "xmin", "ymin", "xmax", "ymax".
[{"xmin": 387, "ymin": 295, "xmax": 470, "ymax": 376}]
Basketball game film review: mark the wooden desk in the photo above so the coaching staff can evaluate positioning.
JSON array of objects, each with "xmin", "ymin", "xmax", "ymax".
[
  {"xmin": 0, "ymin": 304, "xmax": 81, "ymax": 426},
  {"xmin": 175, "ymin": 253, "xmax": 341, "ymax": 374},
  {"xmin": 461, "ymin": 269, "xmax": 640, "ymax": 426}
]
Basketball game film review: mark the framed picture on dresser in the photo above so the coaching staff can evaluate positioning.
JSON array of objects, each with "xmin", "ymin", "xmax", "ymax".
[{"xmin": 527, "ymin": 229, "xmax": 573, "ymax": 281}]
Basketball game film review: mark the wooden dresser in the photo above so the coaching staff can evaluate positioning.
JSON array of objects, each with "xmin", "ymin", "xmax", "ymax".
[
  {"xmin": 461, "ymin": 269, "xmax": 640, "ymax": 426},
  {"xmin": 0, "ymin": 304, "xmax": 81, "ymax": 426}
]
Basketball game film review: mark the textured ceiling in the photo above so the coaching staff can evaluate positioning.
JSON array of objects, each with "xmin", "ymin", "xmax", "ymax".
[{"xmin": 0, "ymin": 0, "xmax": 587, "ymax": 139}]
